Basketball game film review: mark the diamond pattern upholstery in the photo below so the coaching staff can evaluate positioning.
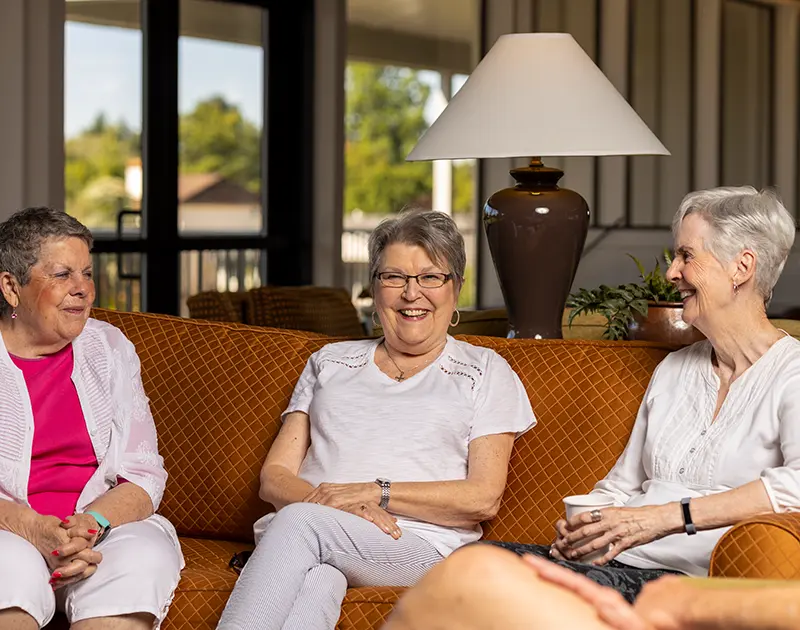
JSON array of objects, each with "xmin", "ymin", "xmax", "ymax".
[
  {"xmin": 462, "ymin": 337, "xmax": 668, "ymax": 543},
  {"xmin": 186, "ymin": 291, "xmax": 244, "ymax": 324},
  {"xmin": 92, "ymin": 309, "xmax": 329, "ymax": 541},
  {"xmin": 75, "ymin": 310, "xmax": 798, "ymax": 630},
  {"xmin": 248, "ymin": 286, "xmax": 366, "ymax": 337},
  {"xmin": 709, "ymin": 514, "xmax": 800, "ymax": 579}
]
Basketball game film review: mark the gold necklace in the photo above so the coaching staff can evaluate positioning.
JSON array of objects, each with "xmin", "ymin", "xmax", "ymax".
[{"xmin": 381, "ymin": 340, "xmax": 440, "ymax": 382}]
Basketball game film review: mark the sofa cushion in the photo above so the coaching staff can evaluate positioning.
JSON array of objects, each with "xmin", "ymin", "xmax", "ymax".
[
  {"xmin": 339, "ymin": 587, "xmax": 406, "ymax": 629},
  {"xmin": 164, "ymin": 538, "xmax": 252, "ymax": 630}
]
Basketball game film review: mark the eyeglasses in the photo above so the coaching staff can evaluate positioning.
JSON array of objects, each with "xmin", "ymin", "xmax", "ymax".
[{"xmin": 375, "ymin": 272, "xmax": 452, "ymax": 289}]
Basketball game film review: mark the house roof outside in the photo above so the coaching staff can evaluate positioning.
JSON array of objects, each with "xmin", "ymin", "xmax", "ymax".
[{"xmin": 124, "ymin": 159, "xmax": 259, "ymax": 206}]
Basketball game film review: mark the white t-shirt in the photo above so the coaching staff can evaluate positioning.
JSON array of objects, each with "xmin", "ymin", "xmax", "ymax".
[
  {"xmin": 593, "ymin": 335, "xmax": 800, "ymax": 576},
  {"xmin": 254, "ymin": 335, "xmax": 536, "ymax": 556}
]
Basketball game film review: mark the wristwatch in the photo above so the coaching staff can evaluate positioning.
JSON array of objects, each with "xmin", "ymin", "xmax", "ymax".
[
  {"xmin": 374, "ymin": 478, "xmax": 391, "ymax": 510},
  {"xmin": 680, "ymin": 497, "xmax": 697, "ymax": 536},
  {"xmin": 85, "ymin": 510, "xmax": 113, "ymax": 544}
]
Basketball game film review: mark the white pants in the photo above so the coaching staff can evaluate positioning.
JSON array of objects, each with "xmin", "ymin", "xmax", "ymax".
[
  {"xmin": 0, "ymin": 517, "xmax": 183, "ymax": 628},
  {"xmin": 218, "ymin": 503, "xmax": 444, "ymax": 630}
]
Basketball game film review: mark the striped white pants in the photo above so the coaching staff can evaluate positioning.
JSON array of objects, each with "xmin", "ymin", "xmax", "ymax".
[{"xmin": 217, "ymin": 503, "xmax": 444, "ymax": 630}]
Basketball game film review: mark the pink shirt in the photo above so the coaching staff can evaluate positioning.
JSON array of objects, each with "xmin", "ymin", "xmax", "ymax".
[{"xmin": 11, "ymin": 344, "xmax": 98, "ymax": 520}]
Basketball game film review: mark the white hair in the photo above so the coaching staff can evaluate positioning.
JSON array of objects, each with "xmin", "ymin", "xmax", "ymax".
[{"xmin": 672, "ymin": 186, "xmax": 796, "ymax": 303}]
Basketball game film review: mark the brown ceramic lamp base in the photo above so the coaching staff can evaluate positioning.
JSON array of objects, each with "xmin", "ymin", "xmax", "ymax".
[
  {"xmin": 627, "ymin": 302, "xmax": 706, "ymax": 346},
  {"xmin": 483, "ymin": 158, "xmax": 590, "ymax": 339}
]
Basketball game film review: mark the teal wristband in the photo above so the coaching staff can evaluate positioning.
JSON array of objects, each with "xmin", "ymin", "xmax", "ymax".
[{"xmin": 84, "ymin": 510, "xmax": 110, "ymax": 529}]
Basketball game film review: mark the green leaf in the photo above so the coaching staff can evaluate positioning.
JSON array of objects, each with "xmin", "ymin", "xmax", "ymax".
[
  {"xmin": 630, "ymin": 299, "xmax": 649, "ymax": 318},
  {"xmin": 627, "ymin": 254, "xmax": 647, "ymax": 281}
]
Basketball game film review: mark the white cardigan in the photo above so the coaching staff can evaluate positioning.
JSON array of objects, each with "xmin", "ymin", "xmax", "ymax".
[
  {"xmin": 593, "ymin": 335, "xmax": 800, "ymax": 576},
  {"xmin": 0, "ymin": 318, "xmax": 179, "ymax": 550}
]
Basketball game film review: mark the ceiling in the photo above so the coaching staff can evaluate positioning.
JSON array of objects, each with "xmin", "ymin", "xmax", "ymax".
[
  {"xmin": 347, "ymin": 0, "xmax": 477, "ymax": 44},
  {"xmin": 65, "ymin": 0, "xmax": 477, "ymax": 43},
  {"xmin": 65, "ymin": 0, "xmax": 478, "ymax": 72}
]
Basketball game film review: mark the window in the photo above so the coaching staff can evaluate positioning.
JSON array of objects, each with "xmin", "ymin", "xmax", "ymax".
[
  {"xmin": 344, "ymin": 0, "xmax": 480, "ymax": 313},
  {"xmin": 65, "ymin": 0, "xmax": 143, "ymax": 310}
]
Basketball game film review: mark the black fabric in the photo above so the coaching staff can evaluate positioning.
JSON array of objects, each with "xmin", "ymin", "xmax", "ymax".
[{"xmin": 482, "ymin": 541, "xmax": 682, "ymax": 603}]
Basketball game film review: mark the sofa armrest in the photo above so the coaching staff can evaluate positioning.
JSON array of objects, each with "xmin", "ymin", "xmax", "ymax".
[{"xmin": 709, "ymin": 513, "xmax": 800, "ymax": 578}]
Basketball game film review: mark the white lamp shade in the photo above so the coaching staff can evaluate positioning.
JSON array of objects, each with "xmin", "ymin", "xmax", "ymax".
[{"xmin": 407, "ymin": 33, "xmax": 669, "ymax": 161}]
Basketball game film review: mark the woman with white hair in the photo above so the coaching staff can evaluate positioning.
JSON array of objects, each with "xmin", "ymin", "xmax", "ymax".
[{"xmin": 478, "ymin": 186, "xmax": 800, "ymax": 604}]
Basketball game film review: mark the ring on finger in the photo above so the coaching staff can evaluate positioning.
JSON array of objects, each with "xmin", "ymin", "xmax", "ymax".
[{"xmin": 590, "ymin": 509, "xmax": 602, "ymax": 523}]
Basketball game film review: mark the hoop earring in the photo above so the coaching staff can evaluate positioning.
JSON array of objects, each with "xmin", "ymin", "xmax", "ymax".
[
  {"xmin": 372, "ymin": 311, "xmax": 380, "ymax": 329},
  {"xmin": 449, "ymin": 310, "xmax": 460, "ymax": 327}
]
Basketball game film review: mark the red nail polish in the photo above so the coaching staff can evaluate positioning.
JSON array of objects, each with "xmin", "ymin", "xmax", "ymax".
[
  {"xmin": 52, "ymin": 571, "xmax": 62, "ymax": 579},
  {"xmin": 61, "ymin": 519, "xmax": 70, "ymax": 524},
  {"xmin": 88, "ymin": 529, "xmax": 98, "ymax": 534},
  {"xmin": 51, "ymin": 550, "xmax": 59, "ymax": 556}
]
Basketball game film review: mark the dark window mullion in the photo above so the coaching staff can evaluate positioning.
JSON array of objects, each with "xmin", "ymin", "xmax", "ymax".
[
  {"xmin": 265, "ymin": 0, "xmax": 315, "ymax": 286},
  {"xmin": 142, "ymin": 0, "xmax": 180, "ymax": 315}
]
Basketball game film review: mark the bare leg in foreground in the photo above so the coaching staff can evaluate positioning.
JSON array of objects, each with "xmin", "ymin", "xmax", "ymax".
[{"xmin": 383, "ymin": 545, "xmax": 615, "ymax": 630}]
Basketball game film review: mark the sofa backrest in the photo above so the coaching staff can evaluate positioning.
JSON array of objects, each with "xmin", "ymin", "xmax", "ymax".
[
  {"xmin": 466, "ymin": 336, "xmax": 669, "ymax": 543},
  {"xmin": 92, "ymin": 309, "xmax": 670, "ymax": 544}
]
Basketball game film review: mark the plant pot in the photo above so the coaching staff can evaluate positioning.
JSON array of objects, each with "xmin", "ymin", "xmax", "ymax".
[{"xmin": 627, "ymin": 302, "xmax": 706, "ymax": 346}]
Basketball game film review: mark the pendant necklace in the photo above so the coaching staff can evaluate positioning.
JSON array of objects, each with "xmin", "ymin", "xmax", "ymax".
[{"xmin": 382, "ymin": 340, "xmax": 439, "ymax": 382}]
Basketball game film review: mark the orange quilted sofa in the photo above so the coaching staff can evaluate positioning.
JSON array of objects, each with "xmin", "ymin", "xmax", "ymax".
[{"xmin": 80, "ymin": 309, "xmax": 800, "ymax": 629}]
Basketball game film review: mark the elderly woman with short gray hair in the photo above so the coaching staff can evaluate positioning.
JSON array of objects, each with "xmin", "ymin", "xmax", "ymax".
[
  {"xmin": 0, "ymin": 207, "xmax": 183, "ymax": 630},
  {"xmin": 219, "ymin": 209, "xmax": 536, "ymax": 629},
  {"xmin": 477, "ymin": 185, "xmax": 800, "ymax": 609}
]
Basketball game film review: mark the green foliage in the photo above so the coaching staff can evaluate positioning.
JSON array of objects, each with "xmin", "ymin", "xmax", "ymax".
[
  {"xmin": 566, "ymin": 251, "xmax": 681, "ymax": 340},
  {"xmin": 65, "ymin": 97, "xmax": 262, "ymax": 228},
  {"xmin": 457, "ymin": 264, "xmax": 475, "ymax": 309},
  {"xmin": 345, "ymin": 63, "xmax": 433, "ymax": 214},
  {"xmin": 452, "ymin": 162, "xmax": 476, "ymax": 214},
  {"xmin": 179, "ymin": 96, "xmax": 260, "ymax": 193},
  {"xmin": 66, "ymin": 64, "xmax": 477, "ymax": 230},
  {"xmin": 65, "ymin": 115, "xmax": 139, "ymax": 226}
]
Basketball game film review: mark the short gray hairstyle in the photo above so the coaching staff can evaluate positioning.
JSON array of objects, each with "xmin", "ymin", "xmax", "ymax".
[
  {"xmin": 672, "ymin": 186, "xmax": 796, "ymax": 302},
  {"xmin": 0, "ymin": 207, "xmax": 94, "ymax": 317},
  {"xmin": 368, "ymin": 209, "xmax": 466, "ymax": 293}
]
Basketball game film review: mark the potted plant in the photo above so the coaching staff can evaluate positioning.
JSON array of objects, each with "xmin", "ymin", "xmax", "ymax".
[{"xmin": 566, "ymin": 252, "xmax": 705, "ymax": 344}]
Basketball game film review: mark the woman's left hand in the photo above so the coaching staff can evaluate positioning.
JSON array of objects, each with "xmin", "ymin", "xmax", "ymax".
[
  {"xmin": 60, "ymin": 513, "xmax": 101, "ymax": 546},
  {"xmin": 553, "ymin": 504, "xmax": 680, "ymax": 565},
  {"xmin": 304, "ymin": 482, "xmax": 380, "ymax": 510}
]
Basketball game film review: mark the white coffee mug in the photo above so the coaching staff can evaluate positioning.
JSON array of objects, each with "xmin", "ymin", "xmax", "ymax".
[{"xmin": 561, "ymin": 494, "xmax": 615, "ymax": 564}]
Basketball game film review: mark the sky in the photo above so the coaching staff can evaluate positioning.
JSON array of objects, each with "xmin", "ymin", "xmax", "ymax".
[
  {"xmin": 64, "ymin": 21, "xmax": 464, "ymax": 139},
  {"xmin": 65, "ymin": 21, "xmax": 264, "ymax": 137}
]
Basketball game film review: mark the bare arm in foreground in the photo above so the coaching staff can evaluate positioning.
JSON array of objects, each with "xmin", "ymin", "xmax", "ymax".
[{"xmin": 383, "ymin": 545, "xmax": 800, "ymax": 630}]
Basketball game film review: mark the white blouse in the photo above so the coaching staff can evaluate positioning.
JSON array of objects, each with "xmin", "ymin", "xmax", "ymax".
[
  {"xmin": 0, "ymin": 318, "xmax": 179, "ymax": 552},
  {"xmin": 254, "ymin": 336, "xmax": 536, "ymax": 557},
  {"xmin": 592, "ymin": 335, "xmax": 800, "ymax": 576}
]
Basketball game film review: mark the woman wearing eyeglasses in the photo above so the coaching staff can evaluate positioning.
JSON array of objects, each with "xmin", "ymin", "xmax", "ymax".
[{"xmin": 218, "ymin": 209, "xmax": 536, "ymax": 629}]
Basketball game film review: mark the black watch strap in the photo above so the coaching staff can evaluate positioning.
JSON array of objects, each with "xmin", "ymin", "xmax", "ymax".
[{"xmin": 680, "ymin": 497, "xmax": 697, "ymax": 535}]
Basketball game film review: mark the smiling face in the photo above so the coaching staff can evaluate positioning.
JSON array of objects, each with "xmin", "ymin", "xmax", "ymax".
[
  {"xmin": 666, "ymin": 214, "xmax": 741, "ymax": 329},
  {"xmin": 373, "ymin": 242, "xmax": 459, "ymax": 355},
  {"xmin": 8, "ymin": 237, "xmax": 95, "ymax": 348}
]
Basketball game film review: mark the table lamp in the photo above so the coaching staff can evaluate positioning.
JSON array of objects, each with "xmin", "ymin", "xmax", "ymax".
[{"xmin": 407, "ymin": 33, "xmax": 670, "ymax": 339}]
